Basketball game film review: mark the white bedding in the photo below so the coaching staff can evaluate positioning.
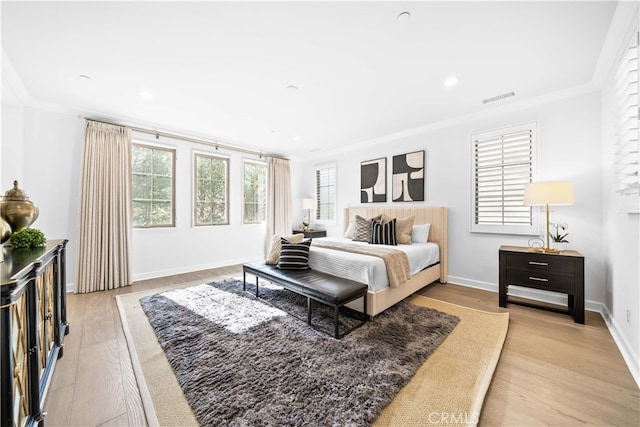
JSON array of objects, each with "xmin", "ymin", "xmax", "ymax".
[{"xmin": 308, "ymin": 237, "xmax": 440, "ymax": 291}]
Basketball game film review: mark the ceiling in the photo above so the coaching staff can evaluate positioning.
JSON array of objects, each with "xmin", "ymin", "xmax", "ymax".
[{"xmin": 1, "ymin": 1, "xmax": 617, "ymax": 158}]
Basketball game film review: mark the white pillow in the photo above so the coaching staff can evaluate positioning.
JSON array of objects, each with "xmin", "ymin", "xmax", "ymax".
[
  {"xmin": 411, "ymin": 223, "xmax": 431, "ymax": 243},
  {"xmin": 344, "ymin": 222, "xmax": 355, "ymax": 239}
]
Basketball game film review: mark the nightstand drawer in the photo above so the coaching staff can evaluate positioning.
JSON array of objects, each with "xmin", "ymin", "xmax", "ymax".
[
  {"xmin": 506, "ymin": 253, "xmax": 574, "ymax": 275},
  {"xmin": 506, "ymin": 268, "xmax": 574, "ymax": 293}
]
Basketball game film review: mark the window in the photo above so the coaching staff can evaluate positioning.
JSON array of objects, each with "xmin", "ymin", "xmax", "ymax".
[
  {"xmin": 315, "ymin": 163, "xmax": 336, "ymax": 222},
  {"xmin": 471, "ymin": 122, "xmax": 538, "ymax": 235},
  {"xmin": 243, "ymin": 159, "xmax": 267, "ymax": 223},
  {"xmin": 132, "ymin": 143, "xmax": 175, "ymax": 227},
  {"xmin": 614, "ymin": 29, "xmax": 639, "ymax": 212},
  {"xmin": 194, "ymin": 153, "xmax": 229, "ymax": 225}
]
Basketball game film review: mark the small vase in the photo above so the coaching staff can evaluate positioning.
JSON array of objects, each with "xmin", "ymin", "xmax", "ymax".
[{"xmin": 553, "ymin": 241, "xmax": 568, "ymax": 252}]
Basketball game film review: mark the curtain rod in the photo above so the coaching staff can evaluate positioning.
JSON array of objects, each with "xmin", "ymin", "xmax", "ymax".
[{"xmin": 77, "ymin": 115, "xmax": 288, "ymax": 160}]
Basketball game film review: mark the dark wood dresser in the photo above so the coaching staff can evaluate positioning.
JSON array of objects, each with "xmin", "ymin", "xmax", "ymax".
[
  {"xmin": 499, "ymin": 245, "xmax": 584, "ymax": 324},
  {"xmin": 1, "ymin": 239, "xmax": 69, "ymax": 426}
]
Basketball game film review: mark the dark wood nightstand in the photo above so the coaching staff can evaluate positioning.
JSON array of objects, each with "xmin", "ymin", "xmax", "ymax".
[
  {"xmin": 292, "ymin": 229, "xmax": 326, "ymax": 238},
  {"xmin": 499, "ymin": 245, "xmax": 585, "ymax": 324}
]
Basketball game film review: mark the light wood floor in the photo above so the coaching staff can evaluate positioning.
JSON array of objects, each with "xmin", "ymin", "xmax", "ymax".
[{"xmin": 44, "ymin": 265, "xmax": 640, "ymax": 426}]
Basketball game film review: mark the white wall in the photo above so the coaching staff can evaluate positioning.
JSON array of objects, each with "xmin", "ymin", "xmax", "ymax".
[
  {"xmin": 0, "ymin": 103, "xmax": 82, "ymax": 288},
  {"xmin": 293, "ymin": 90, "xmax": 605, "ymax": 303},
  {"xmin": 130, "ymin": 131, "xmax": 267, "ymax": 281},
  {"xmin": 599, "ymin": 7, "xmax": 639, "ymax": 383},
  {"xmin": 0, "ymin": 104, "xmax": 267, "ymax": 288}
]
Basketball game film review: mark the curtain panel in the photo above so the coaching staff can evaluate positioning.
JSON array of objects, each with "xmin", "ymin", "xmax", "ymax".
[
  {"xmin": 267, "ymin": 157, "xmax": 292, "ymax": 241},
  {"xmin": 76, "ymin": 121, "xmax": 133, "ymax": 293}
]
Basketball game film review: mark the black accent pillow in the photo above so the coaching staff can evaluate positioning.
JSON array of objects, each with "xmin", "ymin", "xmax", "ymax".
[
  {"xmin": 277, "ymin": 238, "xmax": 312, "ymax": 270},
  {"xmin": 370, "ymin": 218, "xmax": 397, "ymax": 246}
]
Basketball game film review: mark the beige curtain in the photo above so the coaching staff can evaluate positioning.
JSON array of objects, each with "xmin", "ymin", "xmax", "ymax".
[
  {"xmin": 76, "ymin": 121, "xmax": 133, "ymax": 293},
  {"xmin": 267, "ymin": 157, "xmax": 292, "ymax": 240}
]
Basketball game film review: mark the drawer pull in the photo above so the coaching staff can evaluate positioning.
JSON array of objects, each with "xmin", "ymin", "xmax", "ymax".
[
  {"xmin": 529, "ymin": 276, "xmax": 549, "ymax": 282},
  {"xmin": 529, "ymin": 261, "xmax": 548, "ymax": 266}
]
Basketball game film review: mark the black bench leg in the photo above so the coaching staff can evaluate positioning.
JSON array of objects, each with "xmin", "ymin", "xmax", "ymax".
[
  {"xmin": 243, "ymin": 270, "xmax": 247, "ymax": 292},
  {"xmin": 334, "ymin": 306, "xmax": 340, "ymax": 339},
  {"xmin": 307, "ymin": 298, "xmax": 312, "ymax": 324},
  {"xmin": 255, "ymin": 276, "xmax": 259, "ymax": 297},
  {"xmin": 363, "ymin": 294, "xmax": 368, "ymax": 321}
]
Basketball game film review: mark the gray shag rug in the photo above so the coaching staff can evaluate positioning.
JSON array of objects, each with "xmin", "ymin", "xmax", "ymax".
[{"xmin": 139, "ymin": 278, "xmax": 459, "ymax": 426}]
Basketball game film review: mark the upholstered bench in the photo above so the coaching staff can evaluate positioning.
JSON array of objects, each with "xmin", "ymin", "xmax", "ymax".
[{"xmin": 242, "ymin": 262, "xmax": 368, "ymax": 338}]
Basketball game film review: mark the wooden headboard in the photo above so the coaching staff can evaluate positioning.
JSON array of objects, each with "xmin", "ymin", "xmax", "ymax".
[{"xmin": 343, "ymin": 206, "xmax": 448, "ymax": 283}]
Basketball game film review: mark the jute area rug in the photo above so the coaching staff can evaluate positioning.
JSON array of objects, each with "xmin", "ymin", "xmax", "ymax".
[{"xmin": 117, "ymin": 278, "xmax": 509, "ymax": 427}]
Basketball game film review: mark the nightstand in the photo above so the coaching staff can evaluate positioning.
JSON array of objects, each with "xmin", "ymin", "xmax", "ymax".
[
  {"xmin": 499, "ymin": 245, "xmax": 584, "ymax": 324},
  {"xmin": 292, "ymin": 229, "xmax": 326, "ymax": 238}
]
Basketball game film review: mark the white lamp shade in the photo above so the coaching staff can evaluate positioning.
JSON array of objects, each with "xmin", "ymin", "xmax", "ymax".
[
  {"xmin": 300, "ymin": 198, "xmax": 316, "ymax": 210},
  {"xmin": 524, "ymin": 182, "xmax": 574, "ymax": 206}
]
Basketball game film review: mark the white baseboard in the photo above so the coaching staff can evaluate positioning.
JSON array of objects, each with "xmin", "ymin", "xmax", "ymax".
[
  {"xmin": 597, "ymin": 303, "xmax": 640, "ymax": 387},
  {"xmin": 447, "ymin": 275, "xmax": 640, "ymax": 388},
  {"xmin": 447, "ymin": 275, "xmax": 601, "ymax": 312},
  {"xmin": 65, "ymin": 256, "xmax": 258, "ymax": 294},
  {"xmin": 131, "ymin": 256, "xmax": 257, "ymax": 282},
  {"xmin": 446, "ymin": 275, "xmax": 497, "ymax": 292}
]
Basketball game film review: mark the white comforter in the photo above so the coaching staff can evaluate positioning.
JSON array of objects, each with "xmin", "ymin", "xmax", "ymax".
[{"xmin": 308, "ymin": 237, "xmax": 440, "ymax": 291}]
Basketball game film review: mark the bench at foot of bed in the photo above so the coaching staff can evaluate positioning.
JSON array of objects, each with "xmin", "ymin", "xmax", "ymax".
[{"xmin": 242, "ymin": 262, "xmax": 368, "ymax": 339}]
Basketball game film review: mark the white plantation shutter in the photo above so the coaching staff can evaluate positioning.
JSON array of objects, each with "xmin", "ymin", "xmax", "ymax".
[
  {"xmin": 315, "ymin": 163, "xmax": 336, "ymax": 222},
  {"xmin": 615, "ymin": 30, "xmax": 639, "ymax": 212},
  {"xmin": 471, "ymin": 122, "xmax": 538, "ymax": 235}
]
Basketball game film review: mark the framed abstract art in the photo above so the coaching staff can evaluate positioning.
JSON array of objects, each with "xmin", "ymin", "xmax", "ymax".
[
  {"xmin": 392, "ymin": 150, "xmax": 424, "ymax": 202},
  {"xmin": 360, "ymin": 158, "xmax": 387, "ymax": 203}
]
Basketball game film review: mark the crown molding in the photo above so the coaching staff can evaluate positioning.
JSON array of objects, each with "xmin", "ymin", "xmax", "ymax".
[
  {"xmin": 294, "ymin": 82, "xmax": 599, "ymax": 162},
  {"xmin": 592, "ymin": 1, "xmax": 639, "ymax": 89},
  {"xmin": 1, "ymin": 49, "xmax": 31, "ymax": 106},
  {"xmin": 2, "ymin": 48, "xmax": 74, "ymax": 114}
]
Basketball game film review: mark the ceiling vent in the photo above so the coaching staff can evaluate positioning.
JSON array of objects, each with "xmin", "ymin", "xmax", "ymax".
[{"xmin": 482, "ymin": 91, "xmax": 515, "ymax": 104}]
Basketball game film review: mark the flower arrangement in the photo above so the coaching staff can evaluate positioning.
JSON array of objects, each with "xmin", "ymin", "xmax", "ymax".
[{"xmin": 549, "ymin": 222, "xmax": 569, "ymax": 243}]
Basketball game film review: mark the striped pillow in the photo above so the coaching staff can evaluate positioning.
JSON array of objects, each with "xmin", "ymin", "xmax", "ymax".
[
  {"xmin": 277, "ymin": 238, "xmax": 312, "ymax": 270},
  {"xmin": 370, "ymin": 218, "xmax": 397, "ymax": 246}
]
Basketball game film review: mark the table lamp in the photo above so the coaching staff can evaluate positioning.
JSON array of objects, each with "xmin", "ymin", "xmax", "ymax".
[
  {"xmin": 524, "ymin": 181, "xmax": 574, "ymax": 253},
  {"xmin": 300, "ymin": 198, "xmax": 316, "ymax": 230}
]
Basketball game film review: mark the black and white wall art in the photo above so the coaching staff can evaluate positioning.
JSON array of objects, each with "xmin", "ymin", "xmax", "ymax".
[
  {"xmin": 392, "ymin": 150, "xmax": 425, "ymax": 202},
  {"xmin": 360, "ymin": 158, "xmax": 387, "ymax": 203}
]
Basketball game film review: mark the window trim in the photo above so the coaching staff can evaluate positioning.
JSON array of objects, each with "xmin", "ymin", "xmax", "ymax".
[
  {"xmin": 242, "ymin": 158, "xmax": 267, "ymax": 224},
  {"xmin": 469, "ymin": 121, "xmax": 540, "ymax": 236},
  {"xmin": 192, "ymin": 150, "xmax": 230, "ymax": 226},
  {"xmin": 314, "ymin": 162, "xmax": 337, "ymax": 225},
  {"xmin": 132, "ymin": 142, "xmax": 176, "ymax": 228}
]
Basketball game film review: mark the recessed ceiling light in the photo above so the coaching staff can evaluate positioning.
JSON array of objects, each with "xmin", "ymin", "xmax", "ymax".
[
  {"xmin": 397, "ymin": 11, "xmax": 411, "ymax": 23},
  {"xmin": 444, "ymin": 77, "xmax": 458, "ymax": 87},
  {"xmin": 293, "ymin": 136, "xmax": 301, "ymax": 142},
  {"xmin": 78, "ymin": 74, "xmax": 92, "ymax": 80},
  {"xmin": 138, "ymin": 91, "xmax": 153, "ymax": 100},
  {"xmin": 286, "ymin": 85, "xmax": 298, "ymax": 92}
]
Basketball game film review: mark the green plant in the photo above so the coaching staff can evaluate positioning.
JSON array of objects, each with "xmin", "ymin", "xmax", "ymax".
[
  {"xmin": 10, "ymin": 228, "xmax": 46, "ymax": 250},
  {"xmin": 549, "ymin": 222, "xmax": 569, "ymax": 243}
]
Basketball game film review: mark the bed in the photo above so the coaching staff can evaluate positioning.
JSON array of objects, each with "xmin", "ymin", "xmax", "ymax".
[{"xmin": 308, "ymin": 206, "xmax": 448, "ymax": 317}]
